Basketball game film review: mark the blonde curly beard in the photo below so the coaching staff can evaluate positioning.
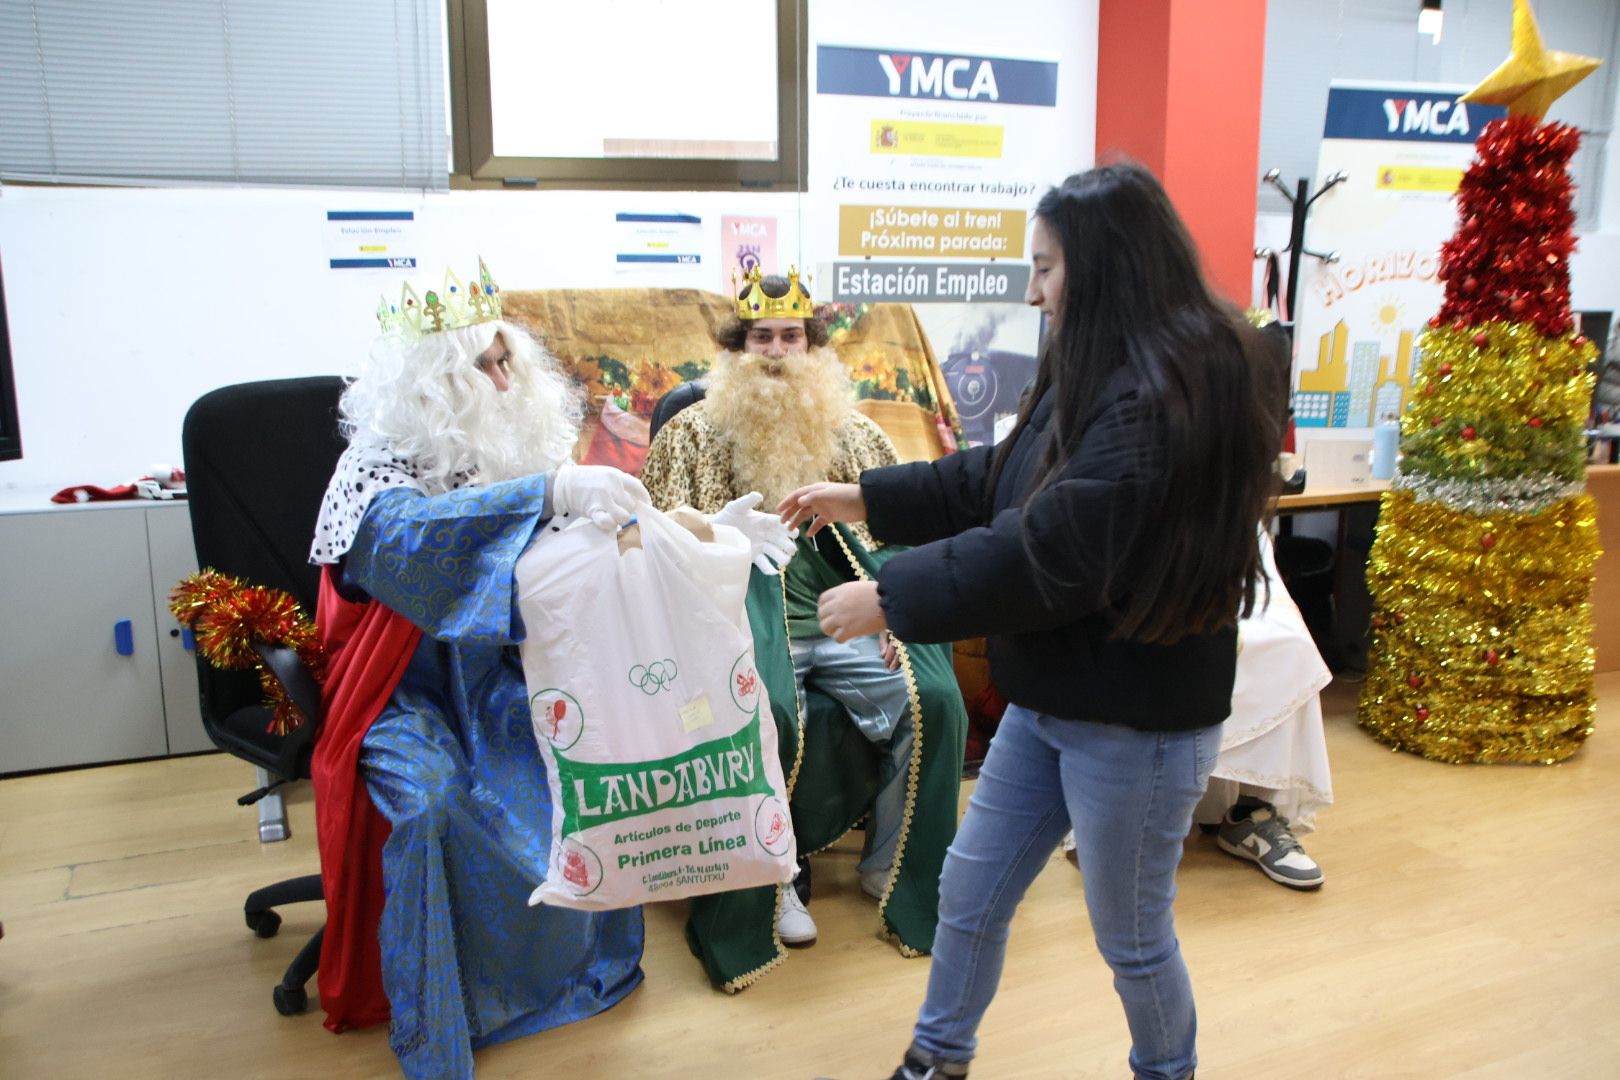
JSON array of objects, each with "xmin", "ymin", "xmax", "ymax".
[{"xmin": 702, "ymin": 345, "xmax": 853, "ymax": 505}]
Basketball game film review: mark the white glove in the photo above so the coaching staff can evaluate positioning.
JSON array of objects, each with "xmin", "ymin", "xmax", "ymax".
[
  {"xmin": 550, "ymin": 463, "xmax": 649, "ymax": 531},
  {"xmin": 709, "ymin": 492, "xmax": 798, "ymax": 574}
]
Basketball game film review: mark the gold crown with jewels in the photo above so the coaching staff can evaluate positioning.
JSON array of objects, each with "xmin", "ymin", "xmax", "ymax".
[
  {"xmin": 376, "ymin": 258, "xmax": 503, "ymax": 338},
  {"xmin": 733, "ymin": 265, "xmax": 813, "ymax": 320}
]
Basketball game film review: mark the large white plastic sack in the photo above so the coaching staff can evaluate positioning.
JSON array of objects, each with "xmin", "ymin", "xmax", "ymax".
[{"xmin": 516, "ymin": 504, "xmax": 796, "ymax": 909}]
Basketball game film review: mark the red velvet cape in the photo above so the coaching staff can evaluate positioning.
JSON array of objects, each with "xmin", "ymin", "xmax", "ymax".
[{"xmin": 310, "ymin": 566, "xmax": 423, "ymax": 1032}]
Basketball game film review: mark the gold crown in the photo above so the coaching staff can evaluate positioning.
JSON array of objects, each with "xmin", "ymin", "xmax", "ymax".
[
  {"xmin": 376, "ymin": 258, "xmax": 503, "ymax": 338},
  {"xmin": 733, "ymin": 265, "xmax": 813, "ymax": 320}
]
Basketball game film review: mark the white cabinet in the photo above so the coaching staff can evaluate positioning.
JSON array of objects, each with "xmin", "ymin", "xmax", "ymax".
[
  {"xmin": 144, "ymin": 505, "xmax": 209, "ymax": 754},
  {"xmin": 0, "ymin": 497, "xmax": 204, "ymax": 773}
]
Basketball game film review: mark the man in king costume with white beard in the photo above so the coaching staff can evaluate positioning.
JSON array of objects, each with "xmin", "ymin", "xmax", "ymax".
[
  {"xmin": 640, "ymin": 269, "xmax": 968, "ymax": 991},
  {"xmin": 308, "ymin": 260, "xmax": 647, "ymax": 1078}
]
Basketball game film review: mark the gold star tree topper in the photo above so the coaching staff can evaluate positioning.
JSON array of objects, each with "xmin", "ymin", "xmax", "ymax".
[{"xmin": 1461, "ymin": 0, "xmax": 1600, "ymax": 119}]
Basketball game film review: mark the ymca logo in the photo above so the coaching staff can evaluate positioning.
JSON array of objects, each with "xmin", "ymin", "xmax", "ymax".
[
  {"xmin": 1382, "ymin": 97, "xmax": 1471, "ymax": 136},
  {"xmin": 877, "ymin": 53, "xmax": 1000, "ymax": 101},
  {"xmin": 817, "ymin": 45, "xmax": 1058, "ymax": 108},
  {"xmin": 1322, "ymin": 86, "xmax": 1501, "ymax": 145}
]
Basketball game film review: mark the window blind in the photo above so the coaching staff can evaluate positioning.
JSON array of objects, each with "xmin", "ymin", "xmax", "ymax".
[{"xmin": 0, "ymin": 0, "xmax": 447, "ymax": 189}]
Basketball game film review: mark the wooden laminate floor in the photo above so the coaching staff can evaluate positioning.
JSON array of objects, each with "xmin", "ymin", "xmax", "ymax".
[{"xmin": 2, "ymin": 675, "xmax": 1616, "ymax": 1079}]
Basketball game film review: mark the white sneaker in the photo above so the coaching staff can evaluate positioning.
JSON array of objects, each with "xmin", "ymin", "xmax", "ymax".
[
  {"xmin": 1215, "ymin": 803, "xmax": 1324, "ymax": 890},
  {"xmin": 777, "ymin": 885, "xmax": 817, "ymax": 947},
  {"xmin": 860, "ymin": 867, "xmax": 891, "ymax": 900}
]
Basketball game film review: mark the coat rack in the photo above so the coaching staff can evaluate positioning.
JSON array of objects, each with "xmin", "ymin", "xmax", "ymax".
[{"xmin": 1254, "ymin": 168, "xmax": 1348, "ymax": 324}]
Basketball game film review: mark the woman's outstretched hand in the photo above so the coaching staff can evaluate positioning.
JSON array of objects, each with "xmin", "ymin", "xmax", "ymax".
[
  {"xmin": 777, "ymin": 482, "xmax": 866, "ymax": 538},
  {"xmin": 817, "ymin": 581, "xmax": 888, "ymax": 643}
]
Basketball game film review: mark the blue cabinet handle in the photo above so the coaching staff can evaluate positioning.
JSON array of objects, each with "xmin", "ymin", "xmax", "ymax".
[
  {"xmin": 114, "ymin": 619, "xmax": 134, "ymax": 657},
  {"xmin": 181, "ymin": 628, "xmax": 196, "ymax": 651}
]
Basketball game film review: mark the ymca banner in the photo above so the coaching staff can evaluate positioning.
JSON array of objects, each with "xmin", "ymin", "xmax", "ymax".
[
  {"xmin": 807, "ymin": 0, "xmax": 1095, "ymax": 445},
  {"xmin": 1291, "ymin": 82, "xmax": 1505, "ymax": 431},
  {"xmin": 816, "ymin": 45, "xmax": 1059, "ymax": 107}
]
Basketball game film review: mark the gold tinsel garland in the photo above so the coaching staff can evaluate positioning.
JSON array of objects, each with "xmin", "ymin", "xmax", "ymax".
[
  {"xmin": 1399, "ymin": 322, "xmax": 1595, "ymax": 481},
  {"xmin": 170, "ymin": 570, "xmax": 326, "ymax": 736},
  {"xmin": 1359, "ymin": 488, "xmax": 1599, "ymax": 763},
  {"xmin": 1366, "ymin": 487, "xmax": 1598, "ymax": 600}
]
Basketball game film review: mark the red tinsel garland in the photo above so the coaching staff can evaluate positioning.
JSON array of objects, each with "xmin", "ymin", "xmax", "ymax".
[
  {"xmin": 1431, "ymin": 114, "xmax": 1582, "ymax": 339},
  {"xmin": 170, "ymin": 569, "xmax": 326, "ymax": 735}
]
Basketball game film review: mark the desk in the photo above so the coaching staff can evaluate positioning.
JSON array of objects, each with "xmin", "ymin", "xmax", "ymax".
[
  {"xmin": 1276, "ymin": 480, "xmax": 1390, "ymax": 514},
  {"xmin": 1273, "ymin": 480, "xmax": 1389, "ymax": 558},
  {"xmin": 1271, "ymin": 470, "xmax": 1620, "ymax": 673},
  {"xmin": 1269, "ymin": 482, "xmax": 1388, "ymax": 671},
  {"xmin": 1585, "ymin": 466, "xmax": 1620, "ymax": 671}
]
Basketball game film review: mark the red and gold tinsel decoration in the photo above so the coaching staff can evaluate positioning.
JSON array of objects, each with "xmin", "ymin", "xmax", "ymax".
[
  {"xmin": 1430, "ymin": 115, "xmax": 1580, "ymax": 339},
  {"xmin": 1358, "ymin": 6, "xmax": 1602, "ymax": 765},
  {"xmin": 170, "ymin": 570, "xmax": 325, "ymax": 736}
]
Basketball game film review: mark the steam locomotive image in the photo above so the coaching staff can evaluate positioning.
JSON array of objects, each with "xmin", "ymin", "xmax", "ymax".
[{"xmin": 941, "ymin": 348, "xmax": 1039, "ymax": 446}]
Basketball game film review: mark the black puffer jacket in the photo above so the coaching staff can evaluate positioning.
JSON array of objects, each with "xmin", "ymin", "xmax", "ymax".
[{"xmin": 863, "ymin": 370, "xmax": 1238, "ymax": 731}]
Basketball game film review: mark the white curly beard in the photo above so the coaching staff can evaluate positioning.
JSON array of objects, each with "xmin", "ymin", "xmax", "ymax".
[{"xmin": 702, "ymin": 345, "xmax": 854, "ymax": 505}]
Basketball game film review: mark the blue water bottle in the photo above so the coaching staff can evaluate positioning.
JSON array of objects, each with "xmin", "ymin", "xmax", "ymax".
[{"xmin": 1372, "ymin": 414, "xmax": 1400, "ymax": 480}]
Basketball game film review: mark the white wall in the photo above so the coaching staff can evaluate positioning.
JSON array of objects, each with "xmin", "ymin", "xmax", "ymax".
[
  {"xmin": 1577, "ymin": 59, "xmax": 1620, "ymax": 320},
  {"xmin": 0, "ymin": 185, "xmax": 811, "ymax": 489}
]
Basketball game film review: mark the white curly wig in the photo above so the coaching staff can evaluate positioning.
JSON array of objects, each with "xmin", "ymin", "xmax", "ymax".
[{"xmin": 338, "ymin": 319, "xmax": 582, "ymax": 491}]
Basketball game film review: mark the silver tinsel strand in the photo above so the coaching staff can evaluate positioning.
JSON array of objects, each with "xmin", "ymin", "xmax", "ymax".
[{"xmin": 1394, "ymin": 470, "xmax": 1587, "ymax": 515}]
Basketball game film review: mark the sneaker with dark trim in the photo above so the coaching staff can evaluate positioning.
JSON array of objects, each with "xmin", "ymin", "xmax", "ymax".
[
  {"xmin": 888, "ymin": 1047, "xmax": 970, "ymax": 1079},
  {"xmin": 1216, "ymin": 802, "xmax": 1324, "ymax": 890}
]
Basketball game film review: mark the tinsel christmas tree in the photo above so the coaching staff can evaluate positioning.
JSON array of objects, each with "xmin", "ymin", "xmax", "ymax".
[{"xmin": 1358, "ymin": 0, "xmax": 1603, "ymax": 764}]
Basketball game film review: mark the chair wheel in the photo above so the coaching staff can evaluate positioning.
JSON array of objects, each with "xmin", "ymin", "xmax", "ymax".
[
  {"xmin": 273, "ymin": 983, "xmax": 308, "ymax": 1015},
  {"xmin": 246, "ymin": 909, "xmax": 282, "ymax": 938}
]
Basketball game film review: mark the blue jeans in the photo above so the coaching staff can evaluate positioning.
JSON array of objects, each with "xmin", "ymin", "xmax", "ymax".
[
  {"xmin": 912, "ymin": 704, "xmax": 1222, "ymax": 1080},
  {"xmin": 790, "ymin": 632, "xmax": 913, "ymax": 872}
]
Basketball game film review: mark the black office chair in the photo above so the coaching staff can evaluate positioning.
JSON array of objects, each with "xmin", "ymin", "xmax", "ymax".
[
  {"xmin": 181, "ymin": 375, "xmax": 347, "ymax": 1016},
  {"xmin": 649, "ymin": 379, "xmax": 707, "ymax": 442}
]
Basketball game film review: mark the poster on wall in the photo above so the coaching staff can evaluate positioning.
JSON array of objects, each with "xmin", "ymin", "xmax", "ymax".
[
  {"xmin": 324, "ymin": 210, "xmax": 417, "ymax": 269},
  {"xmin": 1291, "ymin": 82, "xmax": 1506, "ymax": 432},
  {"xmin": 719, "ymin": 215, "xmax": 778, "ymax": 294},
  {"xmin": 613, "ymin": 212, "xmax": 704, "ymax": 284},
  {"xmin": 807, "ymin": 29, "xmax": 1085, "ymax": 446}
]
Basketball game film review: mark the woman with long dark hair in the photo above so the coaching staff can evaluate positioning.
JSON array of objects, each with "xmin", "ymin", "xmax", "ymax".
[{"xmin": 781, "ymin": 162, "xmax": 1282, "ymax": 1080}]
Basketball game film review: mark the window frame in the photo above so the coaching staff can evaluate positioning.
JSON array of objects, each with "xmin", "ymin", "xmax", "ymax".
[{"xmin": 447, "ymin": 0, "xmax": 807, "ymax": 191}]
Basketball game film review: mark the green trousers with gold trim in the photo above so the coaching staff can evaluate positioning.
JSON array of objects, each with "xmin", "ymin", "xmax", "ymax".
[{"xmin": 685, "ymin": 526, "xmax": 968, "ymax": 990}]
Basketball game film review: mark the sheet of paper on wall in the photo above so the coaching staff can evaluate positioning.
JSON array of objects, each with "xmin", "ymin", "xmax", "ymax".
[
  {"xmin": 719, "ymin": 215, "xmax": 777, "ymax": 294},
  {"xmin": 324, "ymin": 210, "xmax": 418, "ymax": 270},
  {"xmin": 613, "ymin": 212, "xmax": 705, "ymax": 285}
]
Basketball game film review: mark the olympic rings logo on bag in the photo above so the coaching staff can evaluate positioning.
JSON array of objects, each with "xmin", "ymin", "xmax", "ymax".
[{"xmin": 628, "ymin": 659, "xmax": 679, "ymax": 695}]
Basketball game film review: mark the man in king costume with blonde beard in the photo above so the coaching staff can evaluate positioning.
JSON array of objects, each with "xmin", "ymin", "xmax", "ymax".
[{"xmin": 641, "ymin": 269, "xmax": 968, "ymax": 991}]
